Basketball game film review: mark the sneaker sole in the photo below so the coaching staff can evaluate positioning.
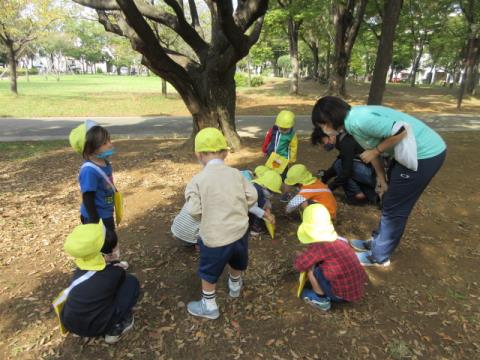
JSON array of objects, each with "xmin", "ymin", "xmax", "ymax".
[
  {"xmin": 361, "ymin": 259, "xmax": 391, "ymax": 267},
  {"xmin": 229, "ymin": 289, "xmax": 241, "ymax": 298},
  {"xmin": 187, "ymin": 307, "xmax": 220, "ymax": 320},
  {"xmin": 303, "ymin": 297, "xmax": 331, "ymax": 312},
  {"xmin": 350, "ymin": 242, "xmax": 370, "ymax": 252},
  {"xmin": 104, "ymin": 317, "xmax": 135, "ymax": 344}
]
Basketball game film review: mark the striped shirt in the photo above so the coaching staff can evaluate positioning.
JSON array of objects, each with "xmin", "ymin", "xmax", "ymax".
[{"xmin": 171, "ymin": 203, "xmax": 200, "ymax": 244}]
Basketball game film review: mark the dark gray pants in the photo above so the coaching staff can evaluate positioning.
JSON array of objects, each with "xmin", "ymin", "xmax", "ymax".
[{"xmin": 371, "ymin": 150, "xmax": 446, "ymax": 263}]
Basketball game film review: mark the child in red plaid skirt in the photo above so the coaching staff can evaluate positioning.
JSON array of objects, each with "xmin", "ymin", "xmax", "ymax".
[{"xmin": 294, "ymin": 204, "xmax": 367, "ymax": 311}]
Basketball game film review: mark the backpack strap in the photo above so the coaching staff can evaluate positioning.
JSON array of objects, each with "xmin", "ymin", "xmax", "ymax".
[
  {"xmin": 81, "ymin": 162, "xmax": 117, "ymax": 192},
  {"xmin": 52, "ymin": 270, "xmax": 96, "ymax": 307}
]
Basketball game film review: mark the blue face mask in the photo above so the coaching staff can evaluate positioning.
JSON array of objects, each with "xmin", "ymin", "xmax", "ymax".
[
  {"xmin": 96, "ymin": 148, "xmax": 116, "ymax": 159},
  {"xmin": 323, "ymin": 143, "xmax": 335, "ymax": 151}
]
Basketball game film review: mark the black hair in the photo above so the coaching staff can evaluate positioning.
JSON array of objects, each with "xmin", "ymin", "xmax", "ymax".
[
  {"xmin": 311, "ymin": 96, "xmax": 351, "ymax": 130},
  {"xmin": 101, "ymin": 229, "xmax": 118, "ymax": 254},
  {"xmin": 83, "ymin": 125, "xmax": 110, "ymax": 159},
  {"xmin": 311, "ymin": 126, "xmax": 329, "ymax": 145}
]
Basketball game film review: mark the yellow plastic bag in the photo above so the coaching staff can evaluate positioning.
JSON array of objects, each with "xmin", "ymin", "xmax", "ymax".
[
  {"xmin": 52, "ymin": 291, "xmax": 69, "ymax": 335},
  {"xmin": 297, "ymin": 271, "xmax": 308, "ymax": 298},
  {"xmin": 52, "ymin": 270, "xmax": 96, "ymax": 335},
  {"xmin": 264, "ymin": 219, "xmax": 275, "ymax": 239},
  {"xmin": 265, "ymin": 152, "xmax": 289, "ymax": 174},
  {"xmin": 114, "ymin": 191, "xmax": 124, "ymax": 225}
]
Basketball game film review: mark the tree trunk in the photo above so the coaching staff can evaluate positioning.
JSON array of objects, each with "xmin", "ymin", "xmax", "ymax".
[
  {"xmin": 161, "ymin": 78, "xmax": 167, "ymax": 97},
  {"xmin": 287, "ymin": 17, "xmax": 301, "ymax": 95},
  {"xmin": 6, "ymin": 42, "xmax": 18, "ymax": 94},
  {"xmin": 310, "ymin": 41, "xmax": 319, "ymax": 80},
  {"xmin": 458, "ymin": 30, "xmax": 479, "ymax": 108},
  {"xmin": 247, "ymin": 55, "xmax": 252, "ymax": 87},
  {"xmin": 368, "ymin": 0, "xmax": 403, "ymax": 105},
  {"xmin": 465, "ymin": 37, "xmax": 480, "ymax": 94},
  {"xmin": 175, "ymin": 66, "xmax": 241, "ymax": 150},
  {"xmin": 430, "ymin": 65, "xmax": 436, "ymax": 85},
  {"xmin": 328, "ymin": 0, "xmax": 367, "ymax": 96},
  {"xmin": 272, "ymin": 56, "xmax": 279, "ymax": 77},
  {"xmin": 410, "ymin": 44, "xmax": 423, "ymax": 87},
  {"xmin": 325, "ymin": 40, "xmax": 331, "ymax": 82}
]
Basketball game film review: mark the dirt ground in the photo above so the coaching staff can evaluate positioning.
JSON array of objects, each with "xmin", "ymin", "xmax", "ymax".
[
  {"xmin": 236, "ymin": 79, "xmax": 480, "ymax": 116},
  {"xmin": 0, "ymin": 132, "xmax": 479, "ymax": 359}
]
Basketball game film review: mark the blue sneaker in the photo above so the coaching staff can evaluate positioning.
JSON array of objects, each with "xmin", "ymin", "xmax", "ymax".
[
  {"xmin": 301, "ymin": 289, "xmax": 331, "ymax": 311},
  {"xmin": 356, "ymin": 251, "xmax": 390, "ymax": 267},
  {"xmin": 350, "ymin": 238, "xmax": 373, "ymax": 252},
  {"xmin": 187, "ymin": 300, "xmax": 220, "ymax": 320}
]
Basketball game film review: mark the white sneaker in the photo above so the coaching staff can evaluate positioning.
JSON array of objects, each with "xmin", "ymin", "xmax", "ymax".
[{"xmin": 228, "ymin": 278, "xmax": 243, "ymax": 298}]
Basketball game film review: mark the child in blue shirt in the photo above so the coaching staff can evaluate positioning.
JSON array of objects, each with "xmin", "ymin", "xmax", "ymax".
[{"xmin": 69, "ymin": 121, "xmax": 117, "ymax": 231}]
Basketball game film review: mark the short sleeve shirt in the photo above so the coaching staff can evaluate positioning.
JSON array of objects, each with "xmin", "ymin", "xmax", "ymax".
[
  {"xmin": 79, "ymin": 161, "xmax": 115, "ymax": 219},
  {"xmin": 344, "ymin": 106, "xmax": 446, "ymax": 160}
]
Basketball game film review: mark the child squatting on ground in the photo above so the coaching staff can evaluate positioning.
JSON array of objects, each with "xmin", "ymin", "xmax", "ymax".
[
  {"xmin": 262, "ymin": 110, "xmax": 298, "ymax": 201},
  {"xmin": 69, "ymin": 120, "xmax": 118, "ymax": 231},
  {"xmin": 60, "ymin": 221, "xmax": 140, "ymax": 343},
  {"xmin": 294, "ymin": 204, "xmax": 367, "ymax": 311},
  {"xmin": 284, "ymin": 164, "xmax": 337, "ymax": 220},
  {"xmin": 184, "ymin": 128, "xmax": 258, "ymax": 319},
  {"xmin": 248, "ymin": 169, "xmax": 282, "ymax": 236}
]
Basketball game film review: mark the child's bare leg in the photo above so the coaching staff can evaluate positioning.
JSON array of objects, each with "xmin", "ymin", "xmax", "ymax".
[
  {"xmin": 229, "ymin": 268, "xmax": 241, "ymax": 278},
  {"xmin": 201, "ymin": 279, "xmax": 216, "ymax": 292},
  {"xmin": 307, "ymin": 268, "xmax": 325, "ymax": 296}
]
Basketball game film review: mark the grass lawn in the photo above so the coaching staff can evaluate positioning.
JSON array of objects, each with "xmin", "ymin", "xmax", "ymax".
[
  {"xmin": 1, "ymin": 74, "xmax": 479, "ymax": 117},
  {"xmin": 0, "ymin": 140, "xmax": 68, "ymax": 161}
]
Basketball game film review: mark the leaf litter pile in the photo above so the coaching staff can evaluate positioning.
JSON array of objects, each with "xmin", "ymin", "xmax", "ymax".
[{"xmin": 0, "ymin": 133, "xmax": 479, "ymax": 359}]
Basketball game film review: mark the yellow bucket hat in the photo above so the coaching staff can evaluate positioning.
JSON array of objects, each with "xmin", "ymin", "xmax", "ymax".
[
  {"xmin": 64, "ymin": 221, "xmax": 106, "ymax": 271},
  {"xmin": 254, "ymin": 165, "xmax": 269, "ymax": 177},
  {"xmin": 275, "ymin": 110, "xmax": 295, "ymax": 129},
  {"xmin": 285, "ymin": 164, "xmax": 316, "ymax": 186},
  {"xmin": 253, "ymin": 169, "xmax": 282, "ymax": 193},
  {"xmin": 194, "ymin": 127, "xmax": 229, "ymax": 153},
  {"xmin": 69, "ymin": 120, "xmax": 98, "ymax": 154},
  {"xmin": 297, "ymin": 204, "xmax": 338, "ymax": 244}
]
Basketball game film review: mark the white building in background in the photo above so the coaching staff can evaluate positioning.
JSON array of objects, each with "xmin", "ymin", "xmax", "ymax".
[{"xmin": 388, "ymin": 52, "xmax": 454, "ymax": 85}]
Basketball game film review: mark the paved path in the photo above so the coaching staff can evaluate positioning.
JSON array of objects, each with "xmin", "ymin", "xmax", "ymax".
[{"xmin": 0, "ymin": 113, "xmax": 479, "ymax": 141}]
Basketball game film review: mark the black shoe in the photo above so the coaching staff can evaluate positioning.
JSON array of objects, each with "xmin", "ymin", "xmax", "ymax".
[{"xmin": 104, "ymin": 313, "xmax": 134, "ymax": 344}]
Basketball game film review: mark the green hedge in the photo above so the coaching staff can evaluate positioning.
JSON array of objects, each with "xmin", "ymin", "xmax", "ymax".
[
  {"xmin": 235, "ymin": 72, "xmax": 248, "ymax": 87},
  {"xmin": 235, "ymin": 72, "xmax": 263, "ymax": 87},
  {"xmin": 2, "ymin": 68, "xmax": 40, "ymax": 76},
  {"xmin": 250, "ymin": 76, "xmax": 264, "ymax": 87}
]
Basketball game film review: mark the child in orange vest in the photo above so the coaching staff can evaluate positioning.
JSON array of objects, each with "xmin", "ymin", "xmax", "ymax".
[{"xmin": 284, "ymin": 164, "xmax": 337, "ymax": 219}]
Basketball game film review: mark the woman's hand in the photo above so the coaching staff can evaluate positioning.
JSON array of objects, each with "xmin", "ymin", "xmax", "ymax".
[{"xmin": 360, "ymin": 148, "xmax": 380, "ymax": 164}]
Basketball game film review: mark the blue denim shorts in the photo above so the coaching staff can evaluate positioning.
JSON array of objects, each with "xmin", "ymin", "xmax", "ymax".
[
  {"xmin": 313, "ymin": 266, "xmax": 344, "ymax": 303},
  {"xmin": 198, "ymin": 231, "xmax": 249, "ymax": 284}
]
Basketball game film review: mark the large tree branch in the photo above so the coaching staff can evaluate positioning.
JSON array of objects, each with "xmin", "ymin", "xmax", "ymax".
[
  {"xmin": 213, "ymin": 0, "xmax": 268, "ymax": 58},
  {"xmin": 234, "ymin": 0, "xmax": 269, "ymax": 31},
  {"xmin": 188, "ymin": 0, "xmax": 202, "ymax": 35},
  {"xmin": 73, "ymin": 0, "xmax": 208, "ymax": 59},
  {"xmin": 345, "ymin": 0, "xmax": 367, "ymax": 55},
  {"xmin": 97, "ymin": 10, "xmax": 124, "ymax": 36},
  {"xmin": 115, "ymin": 0, "xmax": 192, "ymax": 78}
]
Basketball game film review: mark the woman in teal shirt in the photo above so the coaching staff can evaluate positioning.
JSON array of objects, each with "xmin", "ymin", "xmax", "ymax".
[{"xmin": 311, "ymin": 96, "xmax": 446, "ymax": 266}]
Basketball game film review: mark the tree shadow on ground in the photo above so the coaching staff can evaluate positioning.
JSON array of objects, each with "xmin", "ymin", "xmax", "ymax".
[{"xmin": 1, "ymin": 133, "xmax": 480, "ymax": 359}]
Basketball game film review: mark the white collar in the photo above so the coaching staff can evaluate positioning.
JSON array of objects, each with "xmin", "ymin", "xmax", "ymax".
[{"xmin": 206, "ymin": 158, "xmax": 224, "ymax": 166}]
